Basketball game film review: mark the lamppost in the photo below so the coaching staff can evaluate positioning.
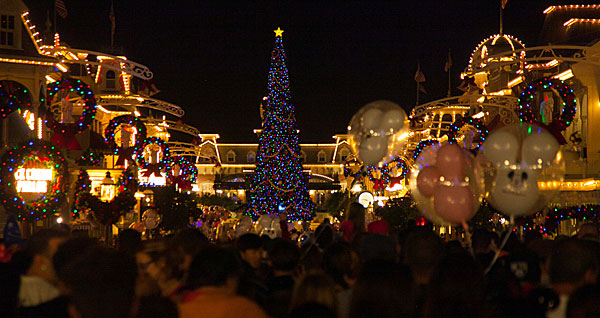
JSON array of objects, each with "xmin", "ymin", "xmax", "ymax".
[{"xmin": 100, "ymin": 171, "xmax": 116, "ymax": 202}]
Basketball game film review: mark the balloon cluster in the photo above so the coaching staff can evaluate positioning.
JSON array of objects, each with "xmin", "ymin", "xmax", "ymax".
[
  {"xmin": 411, "ymin": 143, "xmax": 484, "ymax": 228},
  {"xmin": 348, "ymin": 101, "xmax": 409, "ymax": 167},
  {"xmin": 480, "ymin": 124, "xmax": 564, "ymax": 217}
]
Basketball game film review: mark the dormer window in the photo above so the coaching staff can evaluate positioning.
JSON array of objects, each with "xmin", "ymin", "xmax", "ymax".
[
  {"xmin": 105, "ymin": 71, "xmax": 116, "ymax": 89},
  {"xmin": 300, "ymin": 151, "xmax": 306, "ymax": 163},
  {"xmin": 0, "ymin": 14, "xmax": 17, "ymax": 49},
  {"xmin": 227, "ymin": 150, "xmax": 236, "ymax": 163},
  {"xmin": 317, "ymin": 150, "xmax": 326, "ymax": 163},
  {"xmin": 339, "ymin": 149, "xmax": 350, "ymax": 162},
  {"xmin": 247, "ymin": 151, "xmax": 255, "ymax": 163}
]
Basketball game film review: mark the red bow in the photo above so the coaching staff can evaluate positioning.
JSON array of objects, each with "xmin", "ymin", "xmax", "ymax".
[
  {"xmin": 389, "ymin": 176, "xmax": 403, "ymax": 187},
  {"xmin": 541, "ymin": 120, "xmax": 567, "ymax": 145},
  {"xmin": 173, "ymin": 176, "xmax": 192, "ymax": 190},
  {"xmin": 116, "ymin": 147, "xmax": 137, "ymax": 166},
  {"xmin": 373, "ymin": 179, "xmax": 385, "ymax": 190},
  {"xmin": 142, "ymin": 164, "xmax": 162, "ymax": 177},
  {"xmin": 50, "ymin": 124, "xmax": 81, "ymax": 150}
]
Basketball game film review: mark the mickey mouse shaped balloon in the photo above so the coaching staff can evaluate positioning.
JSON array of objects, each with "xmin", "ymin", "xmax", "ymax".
[
  {"xmin": 410, "ymin": 142, "xmax": 484, "ymax": 228},
  {"xmin": 480, "ymin": 123, "xmax": 564, "ymax": 217},
  {"xmin": 348, "ymin": 101, "xmax": 409, "ymax": 167}
]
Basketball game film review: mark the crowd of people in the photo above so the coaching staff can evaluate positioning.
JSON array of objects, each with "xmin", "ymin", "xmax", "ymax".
[{"xmin": 1, "ymin": 202, "xmax": 600, "ymax": 318}]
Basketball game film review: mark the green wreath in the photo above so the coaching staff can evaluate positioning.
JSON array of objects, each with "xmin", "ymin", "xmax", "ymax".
[
  {"xmin": 0, "ymin": 139, "xmax": 69, "ymax": 221},
  {"xmin": 104, "ymin": 115, "xmax": 147, "ymax": 153},
  {"xmin": 518, "ymin": 77, "xmax": 576, "ymax": 130},
  {"xmin": 0, "ymin": 80, "xmax": 32, "ymax": 118},
  {"xmin": 447, "ymin": 116, "xmax": 488, "ymax": 151},
  {"xmin": 46, "ymin": 78, "xmax": 97, "ymax": 133},
  {"xmin": 136, "ymin": 137, "xmax": 172, "ymax": 170}
]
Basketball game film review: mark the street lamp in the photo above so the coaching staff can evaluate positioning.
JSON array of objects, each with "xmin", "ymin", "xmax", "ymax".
[{"xmin": 101, "ymin": 171, "xmax": 116, "ymax": 201}]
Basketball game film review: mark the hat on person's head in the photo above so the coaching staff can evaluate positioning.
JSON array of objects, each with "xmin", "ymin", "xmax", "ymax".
[{"xmin": 4, "ymin": 214, "xmax": 24, "ymax": 247}]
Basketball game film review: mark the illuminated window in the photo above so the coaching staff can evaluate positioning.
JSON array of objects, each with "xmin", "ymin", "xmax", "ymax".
[
  {"xmin": 318, "ymin": 150, "xmax": 326, "ymax": 163},
  {"xmin": 106, "ymin": 71, "xmax": 116, "ymax": 89},
  {"xmin": 227, "ymin": 150, "xmax": 236, "ymax": 163},
  {"xmin": 339, "ymin": 148, "xmax": 350, "ymax": 162},
  {"xmin": 0, "ymin": 14, "xmax": 17, "ymax": 49},
  {"xmin": 247, "ymin": 151, "xmax": 255, "ymax": 163}
]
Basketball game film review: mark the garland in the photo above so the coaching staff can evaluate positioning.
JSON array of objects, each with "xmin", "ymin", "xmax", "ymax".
[
  {"xmin": 104, "ymin": 115, "xmax": 147, "ymax": 152},
  {"xmin": 0, "ymin": 139, "xmax": 69, "ymax": 221},
  {"xmin": 77, "ymin": 150, "xmax": 101, "ymax": 167},
  {"xmin": 446, "ymin": 116, "xmax": 488, "ymax": 151},
  {"xmin": 413, "ymin": 139, "xmax": 440, "ymax": 160},
  {"xmin": 518, "ymin": 78, "xmax": 576, "ymax": 130},
  {"xmin": 136, "ymin": 137, "xmax": 172, "ymax": 177},
  {"xmin": 172, "ymin": 156, "xmax": 198, "ymax": 183},
  {"xmin": 0, "ymin": 80, "xmax": 32, "ymax": 118}
]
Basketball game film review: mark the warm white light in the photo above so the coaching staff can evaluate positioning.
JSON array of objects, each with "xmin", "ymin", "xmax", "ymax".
[
  {"xmin": 351, "ymin": 183, "xmax": 362, "ymax": 193},
  {"xmin": 15, "ymin": 168, "xmax": 53, "ymax": 193},
  {"xmin": 553, "ymin": 69, "xmax": 574, "ymax": 81},
  {"xmin": 56, "ymin": 217, "xmax": 63, "ymax": 224},
  {"xmin": 472, "ymin": 111, "xmax": 485, "ymax": 119}
]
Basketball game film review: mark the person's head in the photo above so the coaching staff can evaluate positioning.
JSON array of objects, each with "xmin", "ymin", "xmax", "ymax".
[
  {"xmin": 350, "ymin": 260, "xmax": 414, "ymax": 318},
  {"xmin": 402, "ymin": 230, "xmax": 444, "ymax": 285},
  {"xmin": 23, "ymin": 229, "xmax": 69, "ymax": 282},
  {"xmin": 236, "ymin": 233, "xmax": 263, "ymax": 269},
  {"xmin": 268, "ymin": 239, "xmax": 300, "ymax": 274},
  {"xmin": 471, "ymin": 229, "xmax": 492, "ymax": 254},
  {"xmin": 323, "ymin": 242, "xmax": 358, "ymax": 289},
  {"xmin": 549, "ymin": 238, "xmax": 599, "ymax": 294},
  {"xmin": 347, "ymin": 202, "xmax": 366, "ymax": 233},
  {"xmin": 578, "ymin": 223, "xmax": 599, "ymax": 241},
  {"xmin": 290, "ymin": 270, "xmax": 338, "ymax": 315},
  {"xmin": 423, "ymin": 251, "xmax": 489, "ymax": 318},
  {"xmin": 52, "ymin": 237, "xmax": 98, "ymax": 291},
  {"xmin": 136, "ymin": 239, "xmax": 180, "ymax": 284},
  {"xmin": 567, "ymin": 284, "xmax": 600, "ymax": 318},
  {"xmin": 62, "ymin": 246, "xmax": 137, "ymax": 318},
  {"xmin": 117, "ymin": 229, "xmax": 142, "ymax": 257},
  {"xmin": 315, "ymin": 223, "xmax": 334, "ymax": 250},
  {"xmin": 186, "ymin": 247, "xmax": 241, "ymax": 292},
  {"xmin": 355, "ymin": 233, "xmax": 397, "ymax": 263},
  {"xmin": 170, "ymin": 228, "xmax": 210, "ymax": 274}
]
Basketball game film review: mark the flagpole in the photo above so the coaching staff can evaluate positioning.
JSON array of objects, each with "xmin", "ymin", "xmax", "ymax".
[
  {"xmin": 53, "ymin": 0, "xmax": 57, "ymax": 36},
  {"xmin": 416, "ymin": 82, "xmax": 420, "ymax": 106},
  {"xmin": 499, "ymin": 2, "xmax": 503, "ymax": 34},
  {"xmin": 447, "ymin": 49, "xmax": 452, "ymax": 97}
]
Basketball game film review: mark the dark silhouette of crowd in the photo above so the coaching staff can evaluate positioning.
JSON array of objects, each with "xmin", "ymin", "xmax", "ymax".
[{"xmin": 1, "ymin": 204, "xmax": 600, "ymax": 318}]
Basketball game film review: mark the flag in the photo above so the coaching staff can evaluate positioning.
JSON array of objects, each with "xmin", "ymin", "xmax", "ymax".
[
  {"xmin": 55, "ymin": 0, "xmax": 68, "ymax": 19},
  {"xmin": 414, "ymin": 66, "xmax": 426, "ymax": 83},
  {"xmin": 444, "ymin": 51, "xmax": 453, "ymax": 72},
  {"xmin": 139, "ymin": 79, "xmax": 160, "ymax": 96},
  {"xmin": 109, "ymin": 1, "xmax": 116, "ymax": 47},
  {"xmin": 419, "ymin": 85, "xmax": 427, "ymax": 94},
  {"xmin": 457, "ymin": 77, "xmax": 477, "ymax": 92},
  {"xmin": 501, "ymin": 0, "xmax": 508, "ymax": 9}
]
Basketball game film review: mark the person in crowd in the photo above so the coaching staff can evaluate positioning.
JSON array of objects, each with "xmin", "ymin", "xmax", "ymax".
[
  {"xmin": 289, "ymin": 303, "xmax": 337, "ymax": 318},
  {"xmin": 17, "ymin": 229, "xmax": 69, "ymax": 313},
  {"xmin": 178, "ymin": 247, "xmax": 267, "ymax": 318},
  {"xmin": 367, "ymin": 207, "xmax": 390, "ymax": 235},
  {"xmin": 350, "ymin": 259, "xmax": 414, "ymax": 318},
  {"xmin": 289, "ymin": 270, "xmax": 338, "ymax": 316},
  {"xmin": 135, "ymin": 295, "xmax": 179, "ymax": 318},
  {"xmin": 52, "ymin": 237, "xmax": 98, "ymax": 293},
  {"xmin": 340, "ymin": 202, "xmax": 365, "ymax": 243},
  {"xmin": 61, "ymin": 246, "xmax": 137, "ymax": 318},
  {"xmin": 170, "ymin": 228, "xmax": 210, "ymax": 276},
  {"xmin": 236, "ymin": 233, "xmax": 268, "ymax": 306},
  {"xmin": 136, "ymin": 239, "xmax": 184, "ymax": 300},
  {"xmin": 323, "ymin": 242, "xmax": 358, "ymax": 318},
  {"xmin": 354, "ymin": 233, "xmax": 397, "ymax": 263},
  {"xmin": 471, "ymin": 229, "xmax": 494, "ymax": 262},
  {"xmin": 402, "ymin": 229, "xmax": 444, "ymax": 316},
  {"xmin": 117, "ymin": 229, "xmax": 142, "ymax": 257},
  {"xmin": 577, "ymin": 223, "xmax": 599, "ymax": 241},
  {"xmin": 265, "ymin": 239, "xmax": 300, "ymax": 318},
  {"xmin": 567, "ymin": 284, "xmax": 600, "ymax": 318},
  {"xmin": 547, "ymin": 238, "xmax": 599, "ymax": 318},
  {"xmin": 423, "ymin": 251, "xmax": 490, "ymax": 318},
  {"xmin": 237, "ymin": 233, "xmax": 264, "ymax": 272}
]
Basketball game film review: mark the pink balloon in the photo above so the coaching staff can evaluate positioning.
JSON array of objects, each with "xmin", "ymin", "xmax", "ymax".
[
  {"xmin": 417, "ymin": 166, "xmax": 441, "ymax": 197},
  {"xmin": 433, "ymin": 185, "xmax": 475, "ymax": 225},
  {"xmin": 436, "ymin": 144, "xmax": 466, "ymax": 174}
]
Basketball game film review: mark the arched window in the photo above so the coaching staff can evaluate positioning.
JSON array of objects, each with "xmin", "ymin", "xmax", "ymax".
[
  {"xmin": 339, "ymin": 148, "xmax": 350, "ymax": 162},
  {"xmin": 106, "ymin": 71, "xmax": 116, "ymax": 89},
  {"xmin": 300, "ymin": 151, "xmax": 306, "ymax": 163},
  {"xmin": 227, "ymin": 150, "xmax": 236, "ymax": 163},
  {"xmin": 440, "ymin": 114, "xmax": 453, "ymax": 136},
  {"xmin": 247, "ymin": 151, "xmax": 255, "ymax": 163},
  {"xmin": 317, "ymin": 150, "xmax": 327, "ymax": 163}
]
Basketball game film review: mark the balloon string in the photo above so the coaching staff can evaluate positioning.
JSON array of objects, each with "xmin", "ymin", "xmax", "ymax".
[{"xmin": 484, "ymin": 219, "xmax": 514, "ymax": 275}]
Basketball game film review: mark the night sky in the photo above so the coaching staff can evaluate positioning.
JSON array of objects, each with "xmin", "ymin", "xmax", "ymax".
[{"xmin": 24, "ymin": 0, "xmax": 556, "ymax": 142}]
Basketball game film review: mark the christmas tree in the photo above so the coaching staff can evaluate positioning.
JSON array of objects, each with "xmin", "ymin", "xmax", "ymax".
[
  {"xmin": 72, "ymin": 169, "xmax": 92, "ymax": 218},
  {"xmin": 246, "ymin": 28, "xmax": 314, "ymax": 221}
]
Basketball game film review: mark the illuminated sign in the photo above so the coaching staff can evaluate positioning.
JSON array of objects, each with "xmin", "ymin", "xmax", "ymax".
[
  {"xmin": 15, "ymin": 168, "xmax": 53, "ymax": 193},
  {"xmin": 138, "ymin": 170, "xmax": 166, "ymax": 186}
]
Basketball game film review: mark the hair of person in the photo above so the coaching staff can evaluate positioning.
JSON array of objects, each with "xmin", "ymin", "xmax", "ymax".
[
  {"xmin": 471, "ymin": 229, "xmax": 492, "ymax": 253},
  {"xmin": 290, "ymin": 270, "xmax": 338, "ymax": 315},
  {"xmin": 423, "ymin": 251, "xmax": 489, "ymax": 318},
  {"xmin": 268, "ymin": 239, "xmax": 300, "ymax": 272},
  {"xmin": 289, "ymin": 302, "xmax": 337, "ymax": 318},
  {"xmin": 52, "ymin": 237, "xmax": 98, "ymax": 282},
  {"xmin": 567, "ymin": 284, "xmax": 600, "ymax": 318},
  {"xmin": 549, "ymin": 238, "xmax": 599, "ymax": 285},
  {"xmin": 117, "ymin": 229, "xmax": 142, "ymax": 256},
  {"xmin": 186, "ymin": 247, "xmax": 241, "ymax": 289},
  {"xmin": 62, "ymin": 246, "xmax": 137, "ymax": 318},
  {"xmin": 236, "ymin": 233, "xmax": 262, "ymax": 252},
  {"xmin": 350, "ymin": 259, "xmax": 414, "ymax": 318},
  {"xmin": 138, "ymin": 238, "xmax": 181, "ymax": 281},
  {"xmin": 402, "ymin": 229, "xmax": 444, "ymax": 274},
  {"xmin": 24, "ymin": 228, "xmax": 70, "ymax": 257},
  {"xmin": 322, "ymin": 242, "xmax": 355, "ymax": 289},
  {"xmin": 170, "ymin": 228, "xmax": 209, "ymax": 257},
  {"xmin": 347, "ymin": 202, "xmax": 366, "ymax": 234}
]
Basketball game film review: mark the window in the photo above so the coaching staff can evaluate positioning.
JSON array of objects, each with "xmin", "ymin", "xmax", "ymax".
[
  {"xmin": 247, "ymin": 151, "xmax": 255, "ymax": 163},
  {"xmin": 0, "ymin": 15, "xmax": 16, "ymax": 48},
  {"xmin": 227, "ymin": 150, "xmax": 236, "ymax": 163},
  {"xmin": 300, "ymin": 151, "xmax": 306, "ymax": 163},
  {"xmin": 106, "ymin": 71, "xmax": 116, "ymax": 89},
  {"xmin": 317, "ymin": 151, "xmax": 326, "ymax": 163},
  {"xmin": 439, "ymin": 114, "xmax": 454, "ymax": 137},
  {"xmin": 339, "ymin": 149, "xmax": 350, "ymax": 162}
]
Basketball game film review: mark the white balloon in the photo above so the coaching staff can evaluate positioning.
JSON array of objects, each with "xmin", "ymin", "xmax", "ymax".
[
  {"xmin": 489, "ymin": 166, "xmax": 541, "ymax": 216},
  {"xmin": 379, "ymin": 108, "xmax": 406, "ymax": 133},
  {"xmin": 361, "ymin": 108, "xmax": 384, "ymax": 131},
  {"xmin": 521, "ymin": 129, "xmax": 559, "ymax": 166},
  {"xmin": 482, "ymin": 129, "xmax": 519, "ymax": 165},
  {"xmin": 358, "ymin": 135, "xmax": 388, "ymax": 166}
]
